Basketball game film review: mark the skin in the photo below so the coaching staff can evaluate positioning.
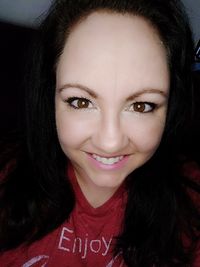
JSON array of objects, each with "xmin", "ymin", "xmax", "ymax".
[{"xmin": 55, "ymin": 12, "xmax": 170, "ymax": 207}]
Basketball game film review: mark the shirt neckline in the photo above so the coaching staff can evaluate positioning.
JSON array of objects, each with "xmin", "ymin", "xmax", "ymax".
[{"xmin": 67, "ymin": 161, "xmax": 127, "ymax": 216}]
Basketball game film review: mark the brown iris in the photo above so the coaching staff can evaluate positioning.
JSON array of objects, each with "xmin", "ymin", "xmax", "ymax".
[
  {"xmin": 76, "ymin": 99, "xmax": 90, "ymax": 108},
  {"xmin": 133, "ymin": 102, "xmax": 146, "ymax": 112}
]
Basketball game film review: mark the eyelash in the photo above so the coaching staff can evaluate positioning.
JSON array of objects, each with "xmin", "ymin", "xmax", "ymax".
[
  {"xmin": 65, "ymin": 97, "xmax": 93, "ymax": 109},
  {"xmin": 129, "ymin": 102, "xmax": 157, "ymax": 113},
  {"xmin": 64, "ymin": 97, "xmax": 157, "ymax": 113}
]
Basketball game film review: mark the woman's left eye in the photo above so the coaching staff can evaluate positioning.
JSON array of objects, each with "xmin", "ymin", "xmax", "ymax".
[
  {"xmin": 129, "ymin": 102, "xmax": 156, "ymax": 113},
  {"xmin": 65, "ymin": 97, "xmax": 93, "ymax": 109}
]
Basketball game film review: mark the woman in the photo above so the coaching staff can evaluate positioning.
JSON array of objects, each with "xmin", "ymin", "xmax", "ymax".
[{"xmin": 0, "ymin": 0, "xmax": 199, "ymax": 266}]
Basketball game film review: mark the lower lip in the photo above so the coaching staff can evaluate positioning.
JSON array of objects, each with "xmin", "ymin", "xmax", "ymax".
[{"xmin": 87, "ymin": 153, "xmax": 129, "ymax": 171}]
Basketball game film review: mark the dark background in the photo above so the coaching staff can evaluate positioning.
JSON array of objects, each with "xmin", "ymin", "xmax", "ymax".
[{"xmin": 0, "ymin": 22, "xmax": 35, "ymax": 134}]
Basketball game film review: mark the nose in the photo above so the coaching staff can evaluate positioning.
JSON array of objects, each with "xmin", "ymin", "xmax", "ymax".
[{"xmin": 92, "ymin": 112, "xmax": 128, "ymax": 154}]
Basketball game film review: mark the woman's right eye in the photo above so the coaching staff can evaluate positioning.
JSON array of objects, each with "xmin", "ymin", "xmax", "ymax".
[{"xmin": 65, "ymin": 97, "xmax": 93, "ymax": 109}]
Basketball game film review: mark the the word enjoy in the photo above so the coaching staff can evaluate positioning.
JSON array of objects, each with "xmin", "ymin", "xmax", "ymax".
[{"xmin": 58, "ymin": 226, "xmax": 113, "ymax": 259}]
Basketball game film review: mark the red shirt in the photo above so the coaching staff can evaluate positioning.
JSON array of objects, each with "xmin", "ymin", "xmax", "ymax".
[
  {"xmin": 0, "ymin": 165, "xmax": 127, "ymax": 266},
  {"xmin": 0, "ymin": 162, "xmax": 200, "ymax": 266}
]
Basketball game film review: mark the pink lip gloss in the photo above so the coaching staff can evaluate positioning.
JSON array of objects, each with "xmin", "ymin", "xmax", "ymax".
[{"xmin": 87, "ymin": 153, "xmax": 129, "ymax": 171}]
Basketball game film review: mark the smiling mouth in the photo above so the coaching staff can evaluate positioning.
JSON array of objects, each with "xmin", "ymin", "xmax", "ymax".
[{"xmin": 91, "ymin": 154, "xmax": 124, "ymax": 165}]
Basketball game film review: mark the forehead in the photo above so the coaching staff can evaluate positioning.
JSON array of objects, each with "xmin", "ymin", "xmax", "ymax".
[{"xmin": 56, "ymin": 11, "xmax": 169, "ymax": 96}]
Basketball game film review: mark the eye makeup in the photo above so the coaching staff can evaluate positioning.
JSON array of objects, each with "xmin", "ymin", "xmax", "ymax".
[
  {"xmin": 130, "ymin": 101, "xmax": 157, "ymax": 113},
  {"xmin": 64, "ymin": 96, "xmax": 93, "ymax": 109}
]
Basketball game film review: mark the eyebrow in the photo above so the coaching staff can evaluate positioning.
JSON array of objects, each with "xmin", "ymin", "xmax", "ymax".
[
  {"xmin": 58, "ymin": 83, "xmax": 98, "ymax": 98},
  {"xmin": 58, "ymin": 82, "xmax": 168, "ymax": 100},
  {"xmin": 126, "ymin": 88, "xmax": 168, "ymax": 101}
]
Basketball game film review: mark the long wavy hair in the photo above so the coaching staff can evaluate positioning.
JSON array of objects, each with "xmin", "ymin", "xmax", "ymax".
[{"xmin": 0, "ymin": 0, "xmax": 199, "ymax": 266}]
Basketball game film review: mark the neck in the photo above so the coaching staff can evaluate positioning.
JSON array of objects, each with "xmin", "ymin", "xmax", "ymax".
[{"xmin": 75, "ymin": 174, "xmax": 119, "ymax": 208}]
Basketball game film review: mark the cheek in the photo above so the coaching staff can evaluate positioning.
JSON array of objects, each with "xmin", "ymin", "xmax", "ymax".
[
  {"xmin": 137, "ymin": 127, "xmax": 164, "ymax": 153},
  {"xmin": 126, "ymin": 116, "xmax": 166, "ymax": 153},
  {"xmin": 55, "ymin": 109, "xmax": 95, "ymax": 148}
]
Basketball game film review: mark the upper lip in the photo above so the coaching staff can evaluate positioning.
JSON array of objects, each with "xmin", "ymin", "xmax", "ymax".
[{"xmin": 87, "ymin": 152, "xmax": 128, "ymax": 158}]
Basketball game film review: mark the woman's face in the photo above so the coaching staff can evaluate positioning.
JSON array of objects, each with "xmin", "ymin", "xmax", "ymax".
[{"xmin": 55, "ymin": 12, "xmax": 169, "ymax": 193}]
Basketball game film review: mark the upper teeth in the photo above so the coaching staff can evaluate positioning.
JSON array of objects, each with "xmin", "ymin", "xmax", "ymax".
[{"xmin": 92, "ymin": 154, "xmax": 123, "ymax": 165}]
